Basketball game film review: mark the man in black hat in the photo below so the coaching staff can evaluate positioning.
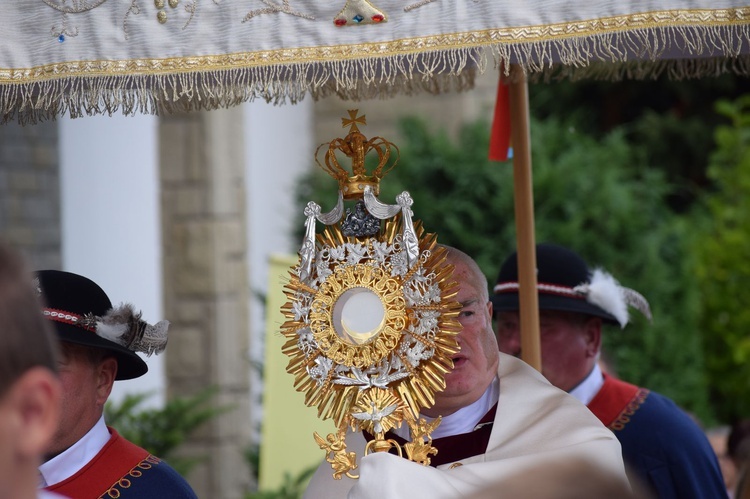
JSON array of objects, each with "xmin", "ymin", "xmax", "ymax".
[
  {"xmin": 492, "ymin": 243, "xmax": 727, "ymax": 499},
  {"xmin": 35, "ymin": 270, "xmax": 197, "ymax": 499}
]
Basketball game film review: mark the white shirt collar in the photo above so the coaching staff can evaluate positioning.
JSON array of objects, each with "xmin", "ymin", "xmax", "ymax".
[
  {"xmin": 39, "ymin": 415, "xmax": 111, "ymax": 488},
  {"xmin": 38, "ymin": 490, "xmax": 68, "ymax": 499},
  {"xmin": 568, "ymin": 363, "xmax": 604, "ymax": 406},
  {"xmin": 393, "ymin": 377, "xmax": 500, "ymax": 440}
]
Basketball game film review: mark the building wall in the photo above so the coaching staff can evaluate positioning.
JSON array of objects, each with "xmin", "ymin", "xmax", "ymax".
[{"xmin": 0, "ymin": 120, "xmax": 61, "ymax": 269}]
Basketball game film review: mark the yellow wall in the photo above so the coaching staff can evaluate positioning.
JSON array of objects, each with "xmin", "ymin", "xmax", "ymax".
[{"xmin": 258, "ymin": 254, "xmax": 331, "ymax": 491}]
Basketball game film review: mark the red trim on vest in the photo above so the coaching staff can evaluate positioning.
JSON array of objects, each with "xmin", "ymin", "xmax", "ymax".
[
  {"xmin": 587, "ymin": 374, "xmax": 650, "ymax": 429},
  {"xmin": 46, "ymin": 427, "xmax": 151, "ymax": 497}
]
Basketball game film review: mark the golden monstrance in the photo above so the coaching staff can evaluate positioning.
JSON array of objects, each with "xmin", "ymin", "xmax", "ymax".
[{"xmin": 280, "ymin": 110, "xmax": 462, "ymax": 479}]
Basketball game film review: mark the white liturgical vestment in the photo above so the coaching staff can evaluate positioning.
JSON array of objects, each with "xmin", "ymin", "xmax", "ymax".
[{"xmin": 304, "ymin": 352, "xmax": 626, "ymax": 499}]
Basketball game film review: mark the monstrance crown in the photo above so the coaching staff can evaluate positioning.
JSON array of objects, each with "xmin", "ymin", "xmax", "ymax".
[{"xmin": 316, "ymin": 110, "xmax": 397, "ymax": 200}]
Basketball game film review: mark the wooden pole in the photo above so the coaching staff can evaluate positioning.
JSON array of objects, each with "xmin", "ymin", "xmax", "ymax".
[{"xmin": 507, "ymin": 64, "xmax": 542, "ymax": 371}]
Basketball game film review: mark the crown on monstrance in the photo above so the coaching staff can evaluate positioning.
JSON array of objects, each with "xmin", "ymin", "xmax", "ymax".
[{"xmin": 315, "ymin": 110, "xmax": 398, "ymax": 200}]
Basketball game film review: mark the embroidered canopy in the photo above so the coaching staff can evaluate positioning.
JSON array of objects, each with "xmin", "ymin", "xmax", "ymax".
[{"xmin": 1, "ymin": 1, "xmax": 749, "ymax": 124}]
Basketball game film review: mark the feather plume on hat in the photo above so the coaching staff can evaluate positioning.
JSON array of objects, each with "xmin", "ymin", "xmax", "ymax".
[
  {"xmin": 574, "ymin": 269, "xmax": 653, "ymax": 329},
  {"xmin": 96, "ymin": 303, "xmax": 169, "ymax": 356}
]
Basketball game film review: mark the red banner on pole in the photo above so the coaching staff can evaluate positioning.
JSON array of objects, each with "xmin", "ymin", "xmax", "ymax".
[{"xmin": 489, "ymin": 72, "xmax": 512, "ymax": 162}]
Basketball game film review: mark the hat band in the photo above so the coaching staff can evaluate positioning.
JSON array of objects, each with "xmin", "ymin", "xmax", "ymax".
[
  {"xmin": 43, "ymin": 307, "xmax": 97, "ymax": 333},
  {"xmin": 493, "ymin": 281, "xmax": 587, "ymax": 299}
]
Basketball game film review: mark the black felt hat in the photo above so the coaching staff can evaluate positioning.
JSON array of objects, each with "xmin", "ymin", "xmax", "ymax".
[
  {"xmin": 35, "ymin": 270, "xmax": 167, "ymax": 380},
  {"xmin": 491, "ymin": 244, "xmax": 652, "ymax": 328}
]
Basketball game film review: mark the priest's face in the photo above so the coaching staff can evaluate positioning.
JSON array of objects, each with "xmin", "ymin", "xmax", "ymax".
[
  {"xmin": 495, "ymin": 310, "xmax": 600, "ymax": 392},
  {"xmin": 423, "ymin": 254, "xmax": 499, "ymax": 418}
]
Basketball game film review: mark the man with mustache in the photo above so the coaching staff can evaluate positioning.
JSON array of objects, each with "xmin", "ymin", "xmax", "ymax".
[
  {"xmin": 35, "ymin": 270, "xmax": 197, "ymax": 499},
  {"xmin": 493, "ymin": 243, "xmax": 727, "ymax": 499}
]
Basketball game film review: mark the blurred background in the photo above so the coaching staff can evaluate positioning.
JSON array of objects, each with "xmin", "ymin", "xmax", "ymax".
[{"xmin": 2, "ymin": 66, "xmax": 750, "ymax": 497}]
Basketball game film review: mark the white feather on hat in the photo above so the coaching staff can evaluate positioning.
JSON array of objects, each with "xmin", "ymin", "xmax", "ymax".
[
  {"xmin": 96, "ymin": 303, "xmax": 169, "ymax": 356},
  {"xmin": 574, "ymin": 268, "xmax": 653, "ymax": 329}
]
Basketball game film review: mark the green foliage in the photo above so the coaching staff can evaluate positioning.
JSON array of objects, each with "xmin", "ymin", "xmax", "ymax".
[
  {"xmin": 529, "ymin": 75, "xmax": 750, "ymax": 210},
  {"xmin": 691, "ymin": 96, "xmax": 750, "ymax": 422},
  {"xmin": 105, "ymin": 387, "xmax": 230, "ymax": 475},
  {"xmin": 518, "ymin": 119, "xmax": 712, "ymax": 422},
  {"xmin": 245, "ymin": 466, "xmax": 317, "ymax": 499},
  {"xmin": 296, "ymin": 113, "xmax": 714, "ymax": 422},
  {"xmin": 245, "ymin": 443, "xmax": 261, "ymax": 483}
]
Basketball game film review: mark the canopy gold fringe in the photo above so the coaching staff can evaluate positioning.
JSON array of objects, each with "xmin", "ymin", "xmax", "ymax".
[
  {"xmin": 2, "ymin": 20, "xmax": 749, "ymax": 124},
  {"xmin": 0, "ymin": 51, "xmax": 481, "ymax": 125}
]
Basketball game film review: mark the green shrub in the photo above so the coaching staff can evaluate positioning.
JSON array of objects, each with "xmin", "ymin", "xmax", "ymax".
[
  {"xmin": 691, "ymin": 96, "xmax": 750, "ymax": 422},
  {"xmin": 105, "ymin": 387, "xmax": 230, "ymax": 475},
  {"xmin": 245, "ymin": 466, "xmax": 317, "ymax": 499}
]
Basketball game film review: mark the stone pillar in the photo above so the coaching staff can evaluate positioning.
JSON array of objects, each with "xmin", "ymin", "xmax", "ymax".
[
  {"xmin": 159, "ymin": 107, "xmax": 252, "ymax": 499},
  {"xmin": 0, "ymin": 121, "xmax": 61, "ymax": 269}
]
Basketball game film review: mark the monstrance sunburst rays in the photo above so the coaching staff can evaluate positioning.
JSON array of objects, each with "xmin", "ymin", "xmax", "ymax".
[
  {"xmin": 279, "ymin": 110, "xmax": 461, "ymax": 479},
  {"xmin": 281, "ymin": 220, "xmax": 460, "ymax": 421}
]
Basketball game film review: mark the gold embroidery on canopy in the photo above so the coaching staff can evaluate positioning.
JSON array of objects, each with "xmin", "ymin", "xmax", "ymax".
[
  {"xmin": 154, "ymin": 0, "xmax": 182, "ymax": 24},
  {"xmin": 5, "ymin": 6, "xmax": 750, "ymax": 123},
  {"xmin": 243, "ymin": 0, "xmax": 315, "ymax": 21},
  {"xmin": 42, "ymin": 0, "xmax": 108, "ymax": 12},
  {"xmin": 43, "ymin": 0, "xmax": 107, "ymax": 41},
  {"xmin": 404, "ymin": 0, "xmax": 436, "ymax": 12},
  {"xmin": 17, "ymin": 6, "xmax": 750, "ymax": 78}
]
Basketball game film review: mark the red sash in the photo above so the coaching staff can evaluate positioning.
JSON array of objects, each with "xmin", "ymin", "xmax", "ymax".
[
  {"xmin": 46, "ymin": 428, "xmax": 151, "ymax": 498},
  {"xmin": 588, "ymin": 374, "xmax": 649, "ymax": 430}
]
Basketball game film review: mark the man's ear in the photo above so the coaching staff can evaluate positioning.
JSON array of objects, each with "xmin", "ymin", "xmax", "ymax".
[
  {"xmin": 11, "ymin": 367, "xmax": 61, "ymax": 459},
  {"xmin": 95, "ymin": 357, "xmax": 118, "ymax": 408},
  {"xmin": 584, "ymin": 317, "xmax": 602, "ymax": 358}
]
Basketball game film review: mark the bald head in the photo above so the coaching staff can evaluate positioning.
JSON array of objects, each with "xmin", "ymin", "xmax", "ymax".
[
  {"xmin": 425, "ymin": 245, "xmax": 498, "ymax": 417},
  {"xmin": 442, "ymin": 245, "xmax": 489, "ymax": 303}
]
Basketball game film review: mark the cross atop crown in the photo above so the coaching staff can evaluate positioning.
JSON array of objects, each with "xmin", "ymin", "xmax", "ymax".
[{"xmin": 316, "ymin": 109, "xmax": 399, "ymax": 200}]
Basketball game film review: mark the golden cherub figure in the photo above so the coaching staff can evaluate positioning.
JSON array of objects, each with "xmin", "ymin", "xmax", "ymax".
[
  {"xmin": 404, "ymin": 416, "xmax": 441, "ymax": 466},
  {"xmin": 314, "ymin": 431, "xmax": 359, "ymax": 480}
]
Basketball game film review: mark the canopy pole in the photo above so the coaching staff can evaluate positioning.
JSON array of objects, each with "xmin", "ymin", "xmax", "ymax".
[{"xmin": 507, "ymin": 64, "xmax": 542, "ymax": 371}]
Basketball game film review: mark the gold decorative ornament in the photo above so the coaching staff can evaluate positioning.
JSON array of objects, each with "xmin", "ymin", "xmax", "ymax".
[
  {"xmin": 334, "ymin": 0, "xmax": 387, "ymax": 26},
  {"xmin": 281, "ymin": 110, "xmax": 461, "ymax": 479}
]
